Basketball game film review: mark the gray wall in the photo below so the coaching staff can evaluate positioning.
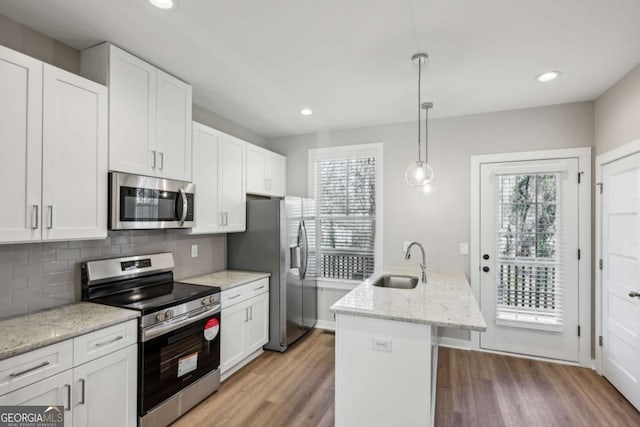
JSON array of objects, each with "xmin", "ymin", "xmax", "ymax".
[
  {"xmin": 595, "ymin": 63, "xmax": 640, "ymax": 154},
  {"xmin": 0, "ymin": 231, "xmax": 225, "ymax": 320},
  {"xmin": 269, "ymin": 101, "xmax": 594, "ymax": 339}
]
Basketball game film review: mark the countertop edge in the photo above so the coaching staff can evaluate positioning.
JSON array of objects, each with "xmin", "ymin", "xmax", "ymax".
[{"xmin": 331, "ymin": 308, "xmax": 487, "ymax": 331}]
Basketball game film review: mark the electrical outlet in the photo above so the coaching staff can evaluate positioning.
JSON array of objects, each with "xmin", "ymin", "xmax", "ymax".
[
  {"xmin": 403, "ymin": 241, "xmax": 411, "ymax": 253},
  {"xmin": 191, "ymin": 244, "xmax": 198, "ymax": 258},
  {"xmin": 459, "ymin": 242, "xmax": 469, "ymax": 255}
]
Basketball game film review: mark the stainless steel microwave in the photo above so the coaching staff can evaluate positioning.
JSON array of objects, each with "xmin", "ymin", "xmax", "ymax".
[{"xmin": 109, "ymin": 172, "xmax": 195, "ymax": 230}]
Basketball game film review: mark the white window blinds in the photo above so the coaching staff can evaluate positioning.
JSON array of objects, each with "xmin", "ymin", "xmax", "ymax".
[
  {"xmin": 314, "ymin": 156, "xmax": 377, "ymax": 280},
  {"xmin": 495, "ymin": 173, "xmax": 563, "ymax": 328}
]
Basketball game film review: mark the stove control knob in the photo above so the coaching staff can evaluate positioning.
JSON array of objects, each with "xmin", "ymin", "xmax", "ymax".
[
  {"xmin": 165, "ymin": 309, "xmax": 174, "ymax": 320},
  {"xmin": 201, "ymin": 298, "xmax": 208, "ymax": 306},
  {"xmin": 155, "ymin": 312, "xmax": 164, "ymax": 322},
  {"xmin": 208, "ymin": 295, "xmax": 215, "ymax": 304}
]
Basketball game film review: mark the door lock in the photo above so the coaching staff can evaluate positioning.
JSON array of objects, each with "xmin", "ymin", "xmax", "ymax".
[
  {"xmin": 482, "ymin": 266, "xmax": 490, "ymax": 273},
  {"xmin": 482, "ymin": 254, "xmax": 490, "ymax": 260}
]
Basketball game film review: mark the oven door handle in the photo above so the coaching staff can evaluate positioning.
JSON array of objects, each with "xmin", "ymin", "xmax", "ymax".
[{"xmin": 142, "ymin": 304, "xmax": 221, "ymax": 342}]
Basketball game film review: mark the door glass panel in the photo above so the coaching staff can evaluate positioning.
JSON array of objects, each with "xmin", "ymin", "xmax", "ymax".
[{"xmin": 495, "ymin": 173, "xmax": 563, "ymax": 327}]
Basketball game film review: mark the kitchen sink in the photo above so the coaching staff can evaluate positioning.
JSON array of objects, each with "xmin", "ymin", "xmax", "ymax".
[{"xmin": 371, "ymin": 275, "xmax": 419, "ymax": 289}]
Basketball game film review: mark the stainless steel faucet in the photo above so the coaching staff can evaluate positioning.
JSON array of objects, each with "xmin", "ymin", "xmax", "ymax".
[{"xmin": 404, "ymin": 242, "xmax": 427, "ymax": 283}]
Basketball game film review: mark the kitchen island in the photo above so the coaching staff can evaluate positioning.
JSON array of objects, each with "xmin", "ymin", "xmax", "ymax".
[{"xmin": 330, "ymin": 271, "xmax": 486, "ymax": 427}]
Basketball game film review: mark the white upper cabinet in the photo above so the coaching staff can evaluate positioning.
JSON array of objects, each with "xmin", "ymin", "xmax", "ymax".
[
  {"xmin": 190, "ymin": 122, "xmax": 246, "ymax": 235},
  {"xmin": 0, "ymin": 46, "xmax": 108, "ymax": 244},
  {"xmin": 42, "ymin": 65, "xmax": 108, "ymax": 241},
  {"xmin": 156, "ymin": 69, "xmax": 192, "ymax": 181},
  {"xmin": 246, "ymin": 143, "xmax": 286, "ymax": 197},
  {"xmin": 81, "ymin": 43, "xmax": 192, "ymax": 181},
  {"xmin": 0, "ymin": 45, "xmax": 43, "ymax": 243}
]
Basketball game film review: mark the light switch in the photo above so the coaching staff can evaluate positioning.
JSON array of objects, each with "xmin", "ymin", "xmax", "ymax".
[
  {"xmin": 191, "ymin": 244, "xmax": 198, "ymax": 258},
  {"xmin": 372, "ymin": 337, "xmax": 392, "ymax": 353},
  {"xmin": 459, "ymin": 242, "xmax": 469, "ymax": 255}
]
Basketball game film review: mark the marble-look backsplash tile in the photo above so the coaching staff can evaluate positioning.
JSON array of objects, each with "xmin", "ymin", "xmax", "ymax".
[{"xmin": 0, "ymin": 230, "xmax": 226, "ymax": 319}]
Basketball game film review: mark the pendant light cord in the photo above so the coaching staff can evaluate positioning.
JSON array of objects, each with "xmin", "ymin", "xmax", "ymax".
[
  {"xmin": 417, "ymin": 60, "xmax": 422, "ymax": 162},
  {"xmin": 425, "ymin": 104, "xmax": 429, "ymax": 163}
]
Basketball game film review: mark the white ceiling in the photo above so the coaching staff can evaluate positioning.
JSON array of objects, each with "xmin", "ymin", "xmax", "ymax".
[{"xmin": 2, "ymin": 0, "xmax": 640, "ymax": 138}]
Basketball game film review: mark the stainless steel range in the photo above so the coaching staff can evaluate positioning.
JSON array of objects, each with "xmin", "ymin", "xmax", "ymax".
[{"xmin": 82, "ymin": 253, "xmax": 221, "ymax": 427}]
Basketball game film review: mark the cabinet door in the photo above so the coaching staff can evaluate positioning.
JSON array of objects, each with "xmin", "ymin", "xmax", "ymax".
[
  {"xmin": 267, "ymin": 152, "xmax": 286, "ymax": 197},
  {"xmin": 221, "ymin": 301, "xmax": 248, "ymax": 374},
  {"xmin": 220, "ymin": 135, "xmax": 246, "ymax": 232},
  {"xmin": 0, "ymin": 369, "xmax": 73, "ymax": 427},
  {"xmin": 41, "ymin": 65, "xmax": 108, "ymax": 241},
  {"xmin": 246, "ymin": 144, "xmax": 267, "ymax": 195},
  {"xmin": 108, "ymin": 45, "xmax": 156, "ymax": 177},
  {"xmin": 0, "ymin": 45, "xmax": 42, "ymax": 243},
  {"xmin": 246, "ymin": 292, "xmax": 270, "ymax": 354},
  {"xmin": 156, "ymin": 69, "xmax": 192, "ymax": 181},
  {"xmin": 73, "ymin": 345, "xmax": 137, "ymax": 427},
  {"xmin": 190, "ymin": 122, "xmax": 222, "ymax": 234}
]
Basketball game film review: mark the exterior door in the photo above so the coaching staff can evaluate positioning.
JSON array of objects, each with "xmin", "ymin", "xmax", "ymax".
[
  {"xmin": 479, "ymin": 158, "xmax": 581, "ymax": 362},
  {"xmin": 0, "ymin": 45, "xmax": 42, "ymax": 243},
  {"xmin": 42, "ymin": 64, "xmax": 108, "ymax": 241},
  {"xmin": 601, "ymin": 152, "xmax": 640, "ymax": 411}
]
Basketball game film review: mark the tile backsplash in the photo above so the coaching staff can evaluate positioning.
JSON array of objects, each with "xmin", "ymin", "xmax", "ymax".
[{"xmin": 0, "ymin": 230, "xmax": 226, "ymax": 320}]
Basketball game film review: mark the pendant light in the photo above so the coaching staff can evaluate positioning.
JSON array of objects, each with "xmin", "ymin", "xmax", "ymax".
[
  {"xmin": 405, "ymin": 53, "xmax": 434, "ymax": 187},
  {"xmin": 417, "ymin": 101, "xmax": 435, "ymax": 195}
]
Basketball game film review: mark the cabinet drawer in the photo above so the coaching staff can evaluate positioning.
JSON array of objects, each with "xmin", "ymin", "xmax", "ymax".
[
  {"xmin": 221, "ymin": 286, "xmax": 247, "ymax": 308},
  {"xmin": 73, "ymin": 320, "xmax": 137, "ymax": 366},
  {"xmin": 0, "ymin": 340, "xmax": 73, "ymax": 397},
  {"xmin": 246, "ymin": 278, "xmax": 269, "ymax": 299}
]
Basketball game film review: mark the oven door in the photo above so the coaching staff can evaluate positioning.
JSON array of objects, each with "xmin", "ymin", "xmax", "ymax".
[
  {"xmin": 140, "ymin": 311, "xmax": 220, "ymax": 415},
  {"xmin": 110, "ymin": 172, "xmax": 195, "ymax": 229}
]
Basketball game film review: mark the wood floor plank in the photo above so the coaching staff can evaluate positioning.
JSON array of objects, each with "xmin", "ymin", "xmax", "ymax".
[{"xmin": 173, "ymin": 331, "xmax": 639, "ymax": 427}]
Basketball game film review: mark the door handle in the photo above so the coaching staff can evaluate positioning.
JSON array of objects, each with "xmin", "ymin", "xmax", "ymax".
[
  {"xmin": 78, "ymin": 378, "xmax": 86, "ymax": 405},
  {"xmin": 219, "ymin": 212, "xmax": 224, "ymax": 226},
  {"xmin": 47, "ymin": 205, "xmax": 53, "ymax": 229},
  {"xmin": 159, "ymin": 152, "xmax": 164, "ymax": 170},
  {"xmin": 224, "ymin": 212, "xmax": 228, "ymax": 225},
  {"xmin": 31, "ymin": 204, "xmax": 39, "ymax": 229},
  {"xmin": 249, "ymin": 306, "xmax": 253, "ymax": 321},
  {"xmin": 629, "ymin": 290, "xmax": 640, "ymax": 298},
  {"xmin": 64, "ymin": 384, "xmax": 71, "ymax": 411},
  {"xmin": 482, "ymin": 266, "xmax": 490, "ymax": 272},
  {"xmin": 151, "ymin": 150, "xmax": 157, "ymax": 168},
  {"xmin": 483, "ymin": 254, "xmax": 490, "ymax": 260},
  {"xmin": 178, "ymin": 188, "xmax": 188, "ymax": 223},
  {"xmin": 10, "ymin": 361, "xmax": 50, "ymax": 377}
]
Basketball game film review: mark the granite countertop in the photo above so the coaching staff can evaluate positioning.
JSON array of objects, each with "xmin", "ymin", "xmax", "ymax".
[
  {"xmin": 0, "ymin": 303, "xmax": 140, "ymax": 361},
  {"xmin": 179, "ymin": 270, "xmax": 271, "ymax": 292},
  {"xmin": 330, "ymin": 271, "xmax": 487, "ymax": 331}
]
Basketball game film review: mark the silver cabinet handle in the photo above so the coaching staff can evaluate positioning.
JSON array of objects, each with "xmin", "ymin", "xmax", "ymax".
[
  {"xmin": 228, "ymin": 293, "xmax": 242, "ymax": 300},
  {"xmin": 79, "ymin": 378, "xmax": 86, "ymax": 404},
  {"xmin": 151, "ymin": 150, "xmax": 157, "ymax": 168},
  {"xmin": 94, "ymin": 335, "xmax": 123, "ymax": 348},
  {"xmin": 10, "ymin": 361, "xmax": 50, "ymax": 377},
  {"xmin": 159, "ymin": 152, "xmax": 164, "ymax": 170},
  {"xmin": 47, "ymin": 205, "xmax": 53, "ymax": 229},
  {"xmin": 31, "ymin": 204, "xmax": 39, "ymax": 229},
  {"xmin": 245, "ymin": 307, "xmax": 250, "ymax": 322},
  {"xmin": 224, "ymin": 212, "xmax": 228, "ymax": 225},
  {"xmin": 178, "ymin": 188, "xmax": 188, "ymax": 223},
  {"xmin": 64, "ymin": 384, "xmax": 71, "ymax": 411},
  {"xmin": 249, "ymin": 306, "xmax": 253, "ymax": 321},
  {"xmin": 253, "ymin": 285, "xmax": 265, "ymax": 292},
  {"xmin": 630, "ymin": 290, "xmax": 640, "ymax": 298}
]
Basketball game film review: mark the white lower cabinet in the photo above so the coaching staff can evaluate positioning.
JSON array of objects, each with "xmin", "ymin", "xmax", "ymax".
[
  {"xmin": 0, "ymin": 370, "xmax": 73, "ymax": 427},
  {"xmin": 0, "ymin": 320, "xmax": 137, "ymax": 427},
  {"xmin": 220, "ymin": 279, "xmax": 269, "ymax": 377},
  {"xmin": 73, "ymin": 346, "xmax": 137, "ymax": 427}
]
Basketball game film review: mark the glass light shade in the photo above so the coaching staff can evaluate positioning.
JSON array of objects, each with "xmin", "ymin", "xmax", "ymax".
[
  {"xmin": 405, "ymin": 161, "xmax": 434, "ymax": 186},
  {"xmin": 416, "ymin": 181, "xmax": 436, "ymax": 196}
]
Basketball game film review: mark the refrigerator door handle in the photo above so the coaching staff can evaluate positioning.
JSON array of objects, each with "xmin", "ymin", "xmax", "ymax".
[
  {"xmin": 290, "ymin": 246, "xmax": 301, "ymax": 270},
  {"xmin": 301, "ymin": 220, "xmax": 309, "ymax": 279}
]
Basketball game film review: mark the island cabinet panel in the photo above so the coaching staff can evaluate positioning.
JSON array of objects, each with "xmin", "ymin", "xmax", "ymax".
[{"xmin": 334, "ymin": 314, "xmax": 435, "ymax": 427}]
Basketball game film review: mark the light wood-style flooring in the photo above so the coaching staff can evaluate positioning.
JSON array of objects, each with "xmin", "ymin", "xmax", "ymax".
[{"xmin": 173, "ymin": 329, "xmax": 640, "ymax": 427}]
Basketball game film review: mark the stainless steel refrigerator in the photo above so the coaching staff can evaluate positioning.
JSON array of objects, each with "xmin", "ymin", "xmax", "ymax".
[{"xmin": 227, "ymin": 197, "xmax": 317, "ymax": 352}]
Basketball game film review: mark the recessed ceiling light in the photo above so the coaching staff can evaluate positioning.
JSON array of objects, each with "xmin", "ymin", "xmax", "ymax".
[
  {"xmin": 149, "ymin": 0, "xmax": 174, "ymax": 10},
  {"xmin": 300, "ymin": 108, "xmax": 313, "ymax": 116},
  {"xmin": 536, "ymin": 71, "xmax": 561, "ymax": 82}
]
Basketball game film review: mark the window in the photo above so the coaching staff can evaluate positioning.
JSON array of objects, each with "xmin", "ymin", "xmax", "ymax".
[
  {"xmin": 309, "ymin": 144, "xmax": 382, "ymax": 281},
  {"xmin": 495, "ymin": 173, "xmax": 563, "ymax": 327}
]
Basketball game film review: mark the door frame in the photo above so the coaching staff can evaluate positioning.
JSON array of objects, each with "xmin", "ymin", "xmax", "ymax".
[
  {"xmin": 470, "ymin": 147, "xmax": 592, "ymax": 367},
  {"xmin": 594, "ymin": 138, "xmax": 640, "ymax": 374}
]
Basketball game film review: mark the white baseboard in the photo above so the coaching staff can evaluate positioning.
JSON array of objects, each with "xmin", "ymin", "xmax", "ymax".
[
  {"xmin": 221, "ymin": 348, "xmax": 264, "ymax": 382},
  {"xmin": 314, "ymin": 320, "xmax": 335, "ymax": 331},
  {"xmin": 437, "ymin": 336, "xmax": 472, "ymax": 350}
]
